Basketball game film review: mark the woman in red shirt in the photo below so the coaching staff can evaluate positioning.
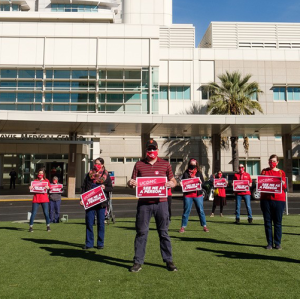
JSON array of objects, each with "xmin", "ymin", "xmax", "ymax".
[
  {"xmin": 29, "ymin": 169, "xmax": 51, "ymax": 232},
  {"xmin": 210, "ymin": 171, "xmax": 227, "ymax": 217},
  {"xmin": 260, "ymin": 154, "xmax": 286, "ymax": 250}
]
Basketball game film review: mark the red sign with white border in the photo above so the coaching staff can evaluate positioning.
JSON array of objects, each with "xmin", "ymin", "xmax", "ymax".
[
  {"xmin": 136, "ymin": 177, "xmax": 168, "ymax": 198},
  {"xmin": 214, "ymin": 178, "xmax": 227, "ymax": 188},
  {"xmin": 233, "ymin": 180, "xmax": 250, "ymax": 192},
  {"xmin": 181, "ymin": 177, "xmax": 202, "ymax": 193},
  {"xmin": 30, "ymin": 181, "xmax": 48, "ymax": 193},
  {"xmin": 80, "ymin": 186, "xmax": 107, "ymax": 210},
  {"xmin": 49, "ymin": 184, "xmax": 63, "ymax": 194},
  {"xmin": 257, "ymin": 175, "xmax": 282, "ymax": 194}
]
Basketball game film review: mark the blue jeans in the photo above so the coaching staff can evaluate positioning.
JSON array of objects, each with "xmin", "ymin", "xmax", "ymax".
[
  {"xmin": 29, "ymin": 202, "xmax": 50, "ymax": 226},
  {"xmin": 85, "ymin": 206, "xmax": 106, "ymax": 248},
  {"xmin": 235, "ymin": 194, "xmax": 252, "ymax": 219},
  {"xmin": 181, "ymin": 196, "xmax": 206, "ymax": 227},
  {"xmin": 49, "ymin": 200, "xmax": 61, "ymax": 223},
  {"xmin": 260, "ymin": 200, "xmax": 285, "ymax": 246}
]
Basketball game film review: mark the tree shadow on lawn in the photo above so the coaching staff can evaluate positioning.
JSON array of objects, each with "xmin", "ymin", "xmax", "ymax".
[
  {"xmin": 283, "ymin": 232, "xmax": 300, "ymax": 236},
  {"xmin": 196, "ymin": 247, "xmax": 300, "ymax": 264},
  {"xmin": 114, "ymin": 226, "xmax": 157, "ymax": 232},
  {"xmin": 171, "ymin": 236, "xmax": 262, "ymax": 248},
  {"xmin": 39, "ymin": 247, "xmax": 166, "ymax": 271},
  {"xmin": 206, "ymin": 220, "xmax": 262, "ymax": 226}
]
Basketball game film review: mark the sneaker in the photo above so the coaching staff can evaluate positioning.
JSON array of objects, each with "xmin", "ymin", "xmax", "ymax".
[
  {"xmin": 166, "ymin": 261, "xmax": 178, "ymax": 272},
  {"xmin": 97, "ymin": 246, "xmax": 104, "ymax": 250},
  {"xmin": 210, "ymin": 213, "xmax": 214, "ymax": 217},
  {"xmin": 203, "ymin": 226, "xmax": 209, "ymax": 233},
  {"xmin": 47, "ymin": 226, "xmax": 51, "ymax": 232},
  {"xmin": 179, "ymin": 227, "xmax": 185, "ymax": 233},
  {"xmin": 275, "ymin": 245, "xmax": 282, "ymax": 250},
  {"xmin": 220, "ymin": 213, "xmax": 223, "ymax": 217},
  {"xmin": 248, "ymin": 218, "xmax": 253, "ymax": 224},
  {"xmin": 235, "ymin": 218, "xmax": 240, "ymax": 224},
  {"xmin": 265, "ymin": 245, "xmax": 273, "ymax": 250},
  {"xmin": 29, "ymin": 227, "xmax": 33, "ymax": 233},
  {"xmin": 130, "ymin": 263, "xmax": 142, "ymax": 272}
]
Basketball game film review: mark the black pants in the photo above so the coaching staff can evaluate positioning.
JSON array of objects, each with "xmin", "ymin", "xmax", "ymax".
[{"xmin": 10, "ymin": 178, "xmax": 16, "ymax": 189}]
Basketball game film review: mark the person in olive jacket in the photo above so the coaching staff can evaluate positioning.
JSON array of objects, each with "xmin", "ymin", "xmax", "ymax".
[
  {"xmin": 80, "ymin": 157, "xmax": 113, "ymax": 250},
  {"xmin": 179, "ymin": 158, "xmax": 209, "ymax": 233}
]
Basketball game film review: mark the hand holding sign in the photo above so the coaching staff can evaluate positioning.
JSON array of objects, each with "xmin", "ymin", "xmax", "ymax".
[
  {"xmin": 30, "ymin": 181, "xmax": 48, "ymax": 193},
  {"xmin": 214, "ymin": 178, "xmax": 227, "ymax": 188},
  {"xmin": 181, "ymin": 177, "xmax": 202, "ymax": 193},
  {"xmin": 257, "ymin": 175, "xmax": 282, "ymax": 194},
  {"xmin": 136, "ymin": 177, "xmax": 168, "ymax": 198},
  {"xmin": 81, "ymin": 186, "xmax": 107, "ymax": 210}
]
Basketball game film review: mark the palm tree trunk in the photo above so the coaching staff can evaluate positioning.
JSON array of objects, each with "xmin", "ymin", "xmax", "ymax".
[{"xmin": 230, "ymin": 137, "xmax": 239, "ymax": 172}]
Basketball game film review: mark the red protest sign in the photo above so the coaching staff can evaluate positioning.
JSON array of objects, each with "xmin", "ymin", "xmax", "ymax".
[
  {"xmin": 30, "ymin": 181, "xmax": 48, "ymax": 193},
  {"xmin": 233, "ymin": 180, "xmax": 250, "ymax": 192},
  {"xmin": 181, "ymin": 177, "xmax": 201, "ymax": 193},
  {"xmin": 80, "ymin": 186, "xmax": 107, "ymax": 210},
  {"xmin": 49, "ymin": 184, "xmax": 63, "ymax": 194},
  {"xmin": 111, "ymin": 176, "xmax": 115, "ymax": 186},
  {"xmin": 257, "ymin": 175, "xmax": 282, "ymax": 194},
  {"xmin": 136, "ymin": 177, "xmax": 167, "ymax": 198},
  {"xmin": 214, "ymin": 178, "xmax": 227, "ymax": 188}
]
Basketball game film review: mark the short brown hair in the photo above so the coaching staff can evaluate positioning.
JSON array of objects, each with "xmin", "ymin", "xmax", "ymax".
[{"xmin": 269, "ymin": 154, "xmax": 279, "ymax": 161}]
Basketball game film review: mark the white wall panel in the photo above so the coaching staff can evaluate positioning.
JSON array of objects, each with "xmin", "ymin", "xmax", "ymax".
[
  {"xmin": 45, "ymin": 38, "xmax": 72, "ymax": 65},
  {"xmin": 150, "ymin": 39, "xmax": 160, "ymax": 66},
  {"xmin": 124, "ymin": 39, "xmax": 142, "ymax": 65},
  {"xmin": 200, "ymin": 61, "xmax": 214, "ymax": 83},
  {"xmin": 105, "ymin": 39, "xmax": 125, "ymax": 65},
  {"xmin": 141, "ymin": 39, "xmax": 150, "ymax": 65},
  {"xmin": 71, "ymin": 39, "xmax": 97, "ymax": 66},
  {"xmin": 159, "ymin": 61, "xmax": 168, "ymax": 83},
  {"xmin": 169, "ymin": 61, "xmax": 192, "ymax": 83},
  {"xmin": 98, "ymin": 39, "xmax": 107, "ymax": 66}
]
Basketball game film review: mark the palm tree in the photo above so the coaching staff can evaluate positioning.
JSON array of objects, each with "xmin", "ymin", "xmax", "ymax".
[{"xmin": 206, "ymin": 71, "xmax": 263, "ymax": 171}]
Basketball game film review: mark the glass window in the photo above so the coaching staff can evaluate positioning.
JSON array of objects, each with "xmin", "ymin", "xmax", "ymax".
[
  {"xmin": 46, "ymin": 70, "xmax": 53, "ymax": 79},
  {"xmin": 53, "ymin": 81, "xmax": 70, "ymax": 90},
  {"xmin": 45, "ymin": 93, "xmax": 52, "ymax": 102},
  {"xmin": 1, "ymin": 70, "xmax": 17, "ymax": 78},
  {"xmin": 170, "ymin": 87, "xmax": 177, "ymax": 100},
  {"xmin": 72, "ymin": 70, "xmax": 88, "ymax": 79},
  {"xmin": 0, "ymin": 93, "xmax": 16, "ymax": 102},
  {"xmin": 99, "ymin": 70, "xmax": 106, "ymax": 80},
  {"xmin": 125, "ymin": 93, "xmax": 140, "ymax": 103},
  {"xmin": 54, "ymin": 70, "xmax": 70, "ymax": 79},
  {"xmin": 45, "ymin": 82, "xmax": 52, "ymax": 90},
  {"xmin": 12, "ymin": 4, "xmax": 19, "ymax": 11},
  {"xmin": 202, "ymin": 86, "xmax": 209, "ymax": 100},
  {"xmin": 106, "ymin": 105, "xmax": 124, "ymax": 113},
  {"xmin": 36, "ymin": 82, "xmax": 43, "ymax": 90},
  {"xmin": 99, "ymin": 94, "xmax": 106, "ymax": 103},
  {"xmin": 124, "ymin": 70, "xmax": 141, "ymax": 80},
  {"xmin": 89, "ymin": 70, "xmax": 96, "ymax": 79},
  {"xmin": 0, "ymin": 81, "xmax": 17, "ymax": 90},
  {"xmin": 124, "ymin": 82, "xmax": 141, "ymax": 90},
  {"xmin": 36, "ymin": 70, "xmax": 43, "ymax": 79},
  {"xmin": 18, "ymin": 82, "xmax": 35, "ymax": 90},
  {"xmin": 107, "ymin": 94, "xmax": 123, "ymax": 103},
  {"xmin": 287, "ymin": 87, "xmax": 300, "ymax": 101},
  {"xmin": 17, "ymin": 93, "xmax": 34, "ymax": 102},
  {"xmin": 107, "ymin": 70, "xmax": 123, "ymax": 80},
  {"xmin": 19, "ymin": 70, "xmax": 35, "ymax": 79},
  {"xmin": 53, "ymin": 93, "xmax": 70, "ymax": 103},
  {"xmin": 273, "ymin": 87, "xmax": 286, "ymax": 101},
  {"xmin": 160, "ymin": 86, "xmax": 168, "ymax": 100},
  {"xmin": 35, "ymin": 94, "xmax": 42, "ymax": 103},
  {"xmin": 250, "ymin": 92, "xmax": 258, "ymax": 101},
  {"xmin": 0, "ymin": 104, "xmax": 15, "ymax": 110},
  {"xmin": 183, "ymin": 87, "xmax": 191, "ymax": 100},
  {"xmin": 240, "ymin": 160, "xmax": 261, "ymax": 175},
  {"xmin": 107, "ymin": 82, "xmax": 123, "ymax": 89},
  {"xmin": 71, "ymin": 93, "xmax": 88, "ymax": 103}
]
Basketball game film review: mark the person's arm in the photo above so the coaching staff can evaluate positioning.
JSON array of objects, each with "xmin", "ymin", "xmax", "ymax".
[
  {"xmin": 128, "ymin": 163, "xmax": 138, "ymax": 188},
  {"xmin": 102, "ymin": 174, "xmax": 113, "ymax": 193},
  {"xmin": 165, "ymin": 163, "xmax": 176, "ymax": 188}
]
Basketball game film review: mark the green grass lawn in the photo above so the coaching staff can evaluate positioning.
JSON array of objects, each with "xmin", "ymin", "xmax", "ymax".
[{"xmin": 1, "ymin": 215, "xmax": 300, "ymax": 299}]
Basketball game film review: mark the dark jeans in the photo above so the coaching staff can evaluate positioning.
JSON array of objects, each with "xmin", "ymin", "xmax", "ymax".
[
  {"xmin": 85, "ymin": 206, "xmax": 106, "ymax": 248},
  {"xmin": 167, "ymin": 195, "xmax": 172, "ymax": 220},
  {"xmin": 49, "ymin": 200, "xmax": 61, "ymax": 223},
  {"xmin": 235, "ymin": 194, "xmax": 252, "ymax": 219},
  {"xmin": 260, "ymin": 200, "xmax": 285, "ymax": 246},
  {"xmin": 134, "ymin": 201, "xmax": 173, "ymax": 264},
  {"xmin": 10, "ymin": 178, "xmax": 16, "ymax": 189},
  {"xmin": 29, "ymin": 202, "xmax": 50, "ymax": 226}
]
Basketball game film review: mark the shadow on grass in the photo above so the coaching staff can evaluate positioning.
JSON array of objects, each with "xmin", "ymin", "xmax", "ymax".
[
  {"xmin": 22, "ymin": 238, "xmax": 83, "ymax": 248},
  {"xmin": 283, "ymin": 232, "xmax": 300, "ymax": 236},
  {"xmin": 39, "ymin": 247, "xmax": 166, "ymax": 270},
  {"xmin": 171, "ymin": 236, "xmax": 262, "ymax": 248},
  {"xmin": 0, "ymin": 227, "xmax": 27, "ymax": 231},
  {"xmin": 206, "ymin": 220, "xmax": 263, "ymax": 226},
  {"xmin": 114, "ymin": 226, "xmax": 157, "ymax": 232},
  {"xmin": 196, "ymin": 247, "xmax": 300, "ymax": 264}
]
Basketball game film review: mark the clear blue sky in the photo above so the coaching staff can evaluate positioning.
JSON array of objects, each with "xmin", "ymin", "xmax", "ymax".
[{"xmin": 173, "ymin": 0, "xmax": 300, "ymax": 45}]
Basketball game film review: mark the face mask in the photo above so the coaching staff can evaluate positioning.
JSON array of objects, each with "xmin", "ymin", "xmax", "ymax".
[
  {"xmin": 53, "ymin": 180, "xmax": 58, "ymax": 184},
  {"xmin": 94, "ymin": 164, "xmax": 102, "ymax": 172},
  {"xmin": 239, "ymin": 167, "xmax": 245, "ymax": 173},
  {"xmin": 269, "ymin": 161, "xmax": 277, "ymax": 169},
  {"xmin": 218, "ymin": 174, "xmax": 222, "ymax": 178},
  {"xmin": 147, "ymin": 151, "xmax": 158, "ymax": 160},
  {"xmin": 38, "ymin": 174, "xmax": 43, "ymax": 179},
  {"xmin": 188, "ymin": 165, "xmax": 196, "ymax": 170}
]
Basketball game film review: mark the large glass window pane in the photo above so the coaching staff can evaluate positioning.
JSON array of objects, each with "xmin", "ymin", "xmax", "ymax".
[
  {"xmin": 54, "ymin": 70, "xmax": 70, "ymax": 79},
  {"xmin": 99, "ymin": 70, "xmax": 106, "ymax": 79},
  {"xmin": 71, "ymin": 93, "xmax": 88, "ymax": 103},
  {"xmin": 18, "ymin": 82, "xmax": 35, "ymax": 90},
  {"xmin": 183, "ymin": 87, "xmax": 191, "ymax": 100},
  {"xmin": 46, "ymin": 70, "xmax": 53, "ymax": 79},
  {"xmin": 45, "ymin": 82, "xmax": 52, "ymax": 90},
  {"xmin": 124, "ymin": 70, "xmax": 141, "ymax": 80},
  {"xmin": 294, "ymin": 88, "xmax": 300, "ymax": 100},
  {"xmin": 35, "ymin": 94, "xmax": 42, "ymax": 103},
  {"xmin": 124, "ymin": 82, "xmax": 141, "ymax": 90},
  {"xmin": 89, "ymin": 94, "xmax": 96, "ymax": 103},
  {"xmin": 89, "ymin": 70, "xmax": 96, "ymax": 79},
  {"xmin": 0, "ymin": 81, "xmax": 17, "ymax": 90},
  {"xmin": 0, "ymin": 104, "xmax": 15, "ymax": 110},
  {"xmin": 89, "ymin": 82, "xmax": 96, "ymax": 90},
  {"xmin": 107, "ymin": 94, "xmax": 123, "ymax": 103},
  {"xmin": 70, "ymin": 105, "xmax": 95, "ymax": 112},
  {"xmin": 53, "ymin": 81, "xmax": 70, "ymax": 90},
  {"xmin": 287, "ymin": 87, "xmax": 294, "ymax": 100},
  {"xmin": 53, "ymin": 104, "xmax": 70, "ymax": 111},
  {"xmin": 36, "ymin": 81, "xmax": 43, "ymax": 90},
  {"xmin": 125, "ymin": 105, "xmax": 141, "ymax": 113},
  {"xmin": 0, "ymin": 93, "xmax": 16, "ymax": 102},
  {"xmin": 36, "ymin": 70, "xmax": 43, "ymax": 79},
  {"xmin": 17, "ymin": 93, "xmax": 34, "ymax": 102},
  {"xmin": 1, "ymin": 70, "xmax": 17, "ymax": 78},
  {"xmin": 107, "ymin": 70, "xmax": 123, "ymax": 79},
  {"xmin": 106, "ymin": 105, "xmax": 124, "ymax": 113},
  {"xmin": 176, "ymin": 86, "xmax": 184, "ymax": 99},
  {"xmin": 125, "ymin": 93, "xmax": 140, "ymax": 103},
  {"xmin": 107, "ymin": 82, "xmax": 123, "ymax": 89},
  {"xmin": 99, "ymin": 94, "xmax": 105, "ymax": 103},
  {"xmin": 53, "ymin": 93, "xmax": 70, "ymax": 103},
  {"xmin": 160, "ymin": 86, "xmax": 168, "ymax": 100},
  {"xmin": 279, "ymin": 88, "xmax": 286, "ymax": 100},
  {"xmin": 45, "ymin": 93, "xmax": 52, "ymax": 102},
  {"xmin": 12, "ymin": 4, "xmax": 19, "ymax": 11},
  {"xmin": 72, "ymin": 70, "xmax": 88, "ymax": 79},
  {"xmin": 170, "ymin": 87, "xmax": 177, "ymax": 100},
  {"xmin": 19, "ymin": 70, "xmax": 35, "ymax": 79}
]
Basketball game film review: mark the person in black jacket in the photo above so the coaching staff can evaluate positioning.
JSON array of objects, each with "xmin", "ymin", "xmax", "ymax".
[
  {"xmin": 179, "ymin": 158, "xmax": 209, "ymax": 233},
  {"xmin": 80, "ymin": 157, "xmax": 113, "ymax": 250}
]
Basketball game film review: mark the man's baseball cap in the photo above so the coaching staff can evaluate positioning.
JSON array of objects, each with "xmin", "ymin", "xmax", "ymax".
[{"xmin": 146, "ymin": 139, "xmax": 158, "ymax": 149}]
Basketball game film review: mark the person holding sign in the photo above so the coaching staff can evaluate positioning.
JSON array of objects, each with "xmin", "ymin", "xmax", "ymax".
[
  {"xmin": 128, "ymin": 139, "xmax": 177, "ymax": 272},
  {"xmin": 28, "ymin": 169, "xmax": 51, "ymax": 232},
  {"xmin": 80, "ymin": 158, "xmax": 113, "ymax": 250},
  {"xmin": 49, "ymin": 176, "xmax": 62, "ymax": 223},
  {"xmin": 179, "ymin": 158, "xmax": 208, "ymax": 233},
  {"xmin": 233, "ymin": 164, "xmax": 253, "ymax": 224},
  {"xmin": 260, "ymin": 154, "xmax": 286, "ymax": 250},
  {"xmin": 210, "ymin": 171, "xmax": 227, "ymax": 217}
]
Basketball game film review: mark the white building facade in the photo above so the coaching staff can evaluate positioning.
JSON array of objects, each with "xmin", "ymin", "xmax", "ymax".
[{"xmin": 0, "ymin": 0, "xmax": 299, "ymax": 195}]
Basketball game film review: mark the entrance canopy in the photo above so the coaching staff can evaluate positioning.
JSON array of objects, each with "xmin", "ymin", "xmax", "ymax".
[{"xmin": 0, "ymin": 111, "xmax": 300, "ymax": 137}]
